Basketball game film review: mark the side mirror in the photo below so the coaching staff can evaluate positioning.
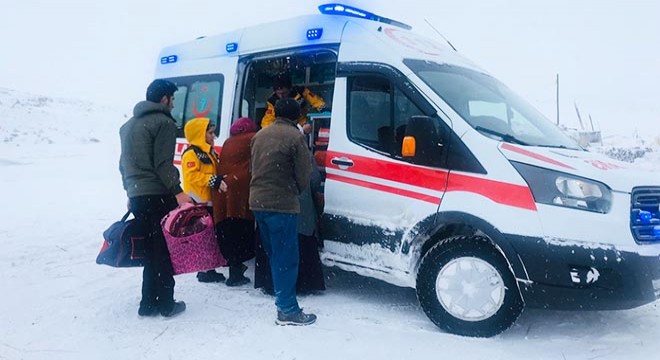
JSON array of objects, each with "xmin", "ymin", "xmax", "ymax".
[
  {"xmin": 402, "ymin": 136, "xmax": 416, "ymax": 157},
  {"xmin": 401, "ymin": 115, "xmax": 442, "ymax": 164}
]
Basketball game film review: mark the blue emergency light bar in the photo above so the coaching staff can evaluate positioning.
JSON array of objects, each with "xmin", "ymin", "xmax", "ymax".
[
  {"xmin": 318, "ymin": 3, "xmax": 412, "ymax": 30},
  {"xmin": 307, "ymin": 28, "xmax": 323, "ymax": 40},
  {"xmin": 160, "ymin": 55, "xmax": 178, "ymax": 64},
  {"xmin": 226, "ymin": 42, "xmax": 238, "ymax": 53}
]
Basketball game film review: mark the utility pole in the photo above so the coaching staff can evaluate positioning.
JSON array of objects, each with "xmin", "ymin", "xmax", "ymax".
[{"xmin": 556, "ymin": 73, "xmax": 560, "ymax": 126}]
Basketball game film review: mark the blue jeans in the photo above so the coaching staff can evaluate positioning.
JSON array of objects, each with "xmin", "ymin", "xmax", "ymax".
[{"xmin": 254, "ymin": 211, "xmax": 300, "ymax": 314}]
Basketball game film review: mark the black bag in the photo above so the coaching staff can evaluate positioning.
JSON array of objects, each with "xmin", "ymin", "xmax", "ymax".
[{"xmin": 96, "ymin": 211, "xmax": 146, "ymax": 267}]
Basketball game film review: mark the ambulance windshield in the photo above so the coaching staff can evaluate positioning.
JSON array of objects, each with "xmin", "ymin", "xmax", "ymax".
[{"xmin": 405, "ymin": 59, "xmax": 581, "ymax": 150}]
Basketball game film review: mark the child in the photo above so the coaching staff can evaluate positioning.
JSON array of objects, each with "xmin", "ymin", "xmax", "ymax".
[{"xmin": 181, "ymin": 117, "xmax": 227, "ymax": 283}]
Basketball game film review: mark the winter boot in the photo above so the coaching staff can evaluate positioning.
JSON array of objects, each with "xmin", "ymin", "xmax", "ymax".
[
  {"xmin": 138, "ymin": 303, "xmax": 159, "ymax": 317},
  {"xmin": 197, "ymin": 270, "xmax": 226, "ymax": 283},
  {"xmin": 225, "ymin": 263, "xmax": 250, "ymax": 287},
  {"xmin": 161, "ymin": 301, "xmax": 186, "ymax": 318},
  {"xmin": 276, "ymin": 309, "xmax": 317, "ymax": 326}
]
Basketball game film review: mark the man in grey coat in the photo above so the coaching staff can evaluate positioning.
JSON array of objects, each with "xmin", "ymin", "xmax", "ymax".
[
  {"xmin": 250, "ymin": 98, "xmax": 316, "ymax": 326},
  {"xmin": 119, "ymin": 79, "xmax": 192, "ymax": 318}
]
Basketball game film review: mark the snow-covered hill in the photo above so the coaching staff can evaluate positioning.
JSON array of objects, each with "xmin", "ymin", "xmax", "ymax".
[
  {"xmin": 1, "ymin": 88, "xmax": 659, "ymax": 360},
  {"xmin": 0, "ymin": 87, "xmax": 125, "ymax": 146}
]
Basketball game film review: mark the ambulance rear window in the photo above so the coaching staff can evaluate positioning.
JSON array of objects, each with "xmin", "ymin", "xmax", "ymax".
[{"xmin": 165, "ymin": 74, "xmax": 224, "ymax": 136}]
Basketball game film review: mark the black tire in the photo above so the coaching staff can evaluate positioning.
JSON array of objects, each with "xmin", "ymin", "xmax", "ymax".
[{"xmin": 416, "ymin": 235, "xmax": 524, "ymax": 337}]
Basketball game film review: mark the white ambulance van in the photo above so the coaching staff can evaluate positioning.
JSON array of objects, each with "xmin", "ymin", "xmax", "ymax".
[{"xmin": 155, "ymin": 4, "xmax": 660, "ymax": 337}]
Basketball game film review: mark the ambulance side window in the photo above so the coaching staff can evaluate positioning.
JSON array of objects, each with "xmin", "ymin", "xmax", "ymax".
[
  {"xmin": 166, "ymin": 74, "xmax": 224, "ymax": 136},
  {"xmin": 184, "ymin": 80, "xmax": 222, "ymax": 128},
  {"xmin": 347, "ymin": 76, "xmax": 392, "ymax": 153},
  {"xmin": 171, "ymin": 86, "xmax": 188, "ymax": 128},
  {"xmin": 393, "ymin": 87, "xmax": 426, "ymax": 157},
  {"xmin": 347, "ymin": 75, "xmax": 428, "ymax": 158}
]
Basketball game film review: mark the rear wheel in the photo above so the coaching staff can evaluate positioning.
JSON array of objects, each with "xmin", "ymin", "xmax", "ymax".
[{"xmin": 416, "ymin": 235, "xmax": 523, "ymax": 337}]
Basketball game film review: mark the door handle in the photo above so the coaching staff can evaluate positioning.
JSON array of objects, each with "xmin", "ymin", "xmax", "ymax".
[{"xmin": 331, "ymin": 157, "xmax": 354, "ymax": 168}]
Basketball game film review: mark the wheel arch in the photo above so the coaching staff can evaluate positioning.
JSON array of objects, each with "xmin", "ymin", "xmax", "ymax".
[{"xmin": 406, "ymin": 211, "xmax": 530, "ymax": 285}]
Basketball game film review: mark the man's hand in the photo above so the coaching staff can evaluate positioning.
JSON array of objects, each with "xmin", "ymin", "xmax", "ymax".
[{"xmin": 175, "ymin": 192, "xmax": 193, "ymax": 206}]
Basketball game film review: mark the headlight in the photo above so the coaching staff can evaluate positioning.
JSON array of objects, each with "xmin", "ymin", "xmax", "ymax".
[{"xmin": 511, "ymin": 161, "xmax": 612, "ymax": 213}]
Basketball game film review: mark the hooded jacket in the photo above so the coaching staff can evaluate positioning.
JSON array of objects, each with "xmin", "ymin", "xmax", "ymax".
[
  {"xmin": 260, "ymin": 86, "xmax": 325, "ymax": 128},
  {"xmin": 181, "ymin": 118, "xmax": 220, "ymax": 204},
  {"xmin": 119, "ymin": 101, "xmax": 182, "ymax": 198}
]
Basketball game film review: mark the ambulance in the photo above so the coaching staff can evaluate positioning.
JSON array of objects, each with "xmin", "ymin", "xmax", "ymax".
[{"xmin": 154, "ymin": 4, "xmax": 660, "ymax": 337}]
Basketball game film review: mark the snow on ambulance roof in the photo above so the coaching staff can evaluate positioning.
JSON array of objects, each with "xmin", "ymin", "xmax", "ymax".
[{"xmin": 156, "ymin": 3, "xmax": 481, "ymax": 74}]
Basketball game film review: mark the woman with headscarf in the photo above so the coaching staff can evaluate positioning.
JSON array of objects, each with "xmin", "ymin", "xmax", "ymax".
[{"xmin": 213, "ymin": 117, "xmax": 258, "ymax": 286}]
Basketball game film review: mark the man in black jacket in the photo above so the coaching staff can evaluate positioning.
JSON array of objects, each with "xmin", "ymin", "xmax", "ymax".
[{"xmin": 119, "ymin": 79, "xmax": 192, "ymax": 318}]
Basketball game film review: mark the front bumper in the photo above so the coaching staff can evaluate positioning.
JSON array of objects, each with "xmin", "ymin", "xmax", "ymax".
[{"xmin": 507, "ymin": 235, "xmax": 660, "ymax": 310}]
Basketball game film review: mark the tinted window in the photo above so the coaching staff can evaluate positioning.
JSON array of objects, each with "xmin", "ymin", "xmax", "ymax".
[
  {"xmin": 171, "ymin": 86, "xmax": 188, "ymax": 128},
  {"xmin": 184, "ymin": 80, "xmax": 222, "ymax": 127},
  {"xmin": 347, "ymin": 76, "xmax": 429, "ymax": 158},
  {"xmin": 167, "ymin": 75, "xmax": 224, "ymax": 136},
  {"xmin": 348, "ymin": 76, "xmax": 391, "ymax": 152}
]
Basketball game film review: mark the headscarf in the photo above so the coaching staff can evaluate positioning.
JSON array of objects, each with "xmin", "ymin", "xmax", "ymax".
[{"xmin": 230, "ymin": 117, "xmax": 257, "ymax": 136}]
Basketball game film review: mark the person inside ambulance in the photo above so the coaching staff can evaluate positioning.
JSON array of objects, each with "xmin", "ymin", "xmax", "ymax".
[{"xmin": 260, "ymin": 71, "xmax": 327, "ymax": 134}]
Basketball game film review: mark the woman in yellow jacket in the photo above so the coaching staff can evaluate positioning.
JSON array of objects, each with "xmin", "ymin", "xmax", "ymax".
[{"xmin": 181, "ymin": 117, "xmax": 227, "ymax": 283}]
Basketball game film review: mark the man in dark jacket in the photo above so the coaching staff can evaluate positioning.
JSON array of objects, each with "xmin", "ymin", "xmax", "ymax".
[
  {"xmin": 119, "ymin": 79, "xmax": 192, "ymax": 318},
  {"xmin": 250, "ymin": 98, "xmax": 316, "ymax": 326}
]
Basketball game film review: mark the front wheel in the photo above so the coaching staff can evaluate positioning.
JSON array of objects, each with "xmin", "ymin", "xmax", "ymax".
[{"xmin": 416, "ymin": 235, "xmax": 524, "ymax": 337}]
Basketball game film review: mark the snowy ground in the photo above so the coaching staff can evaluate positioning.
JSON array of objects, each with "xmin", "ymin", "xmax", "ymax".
[{"xmin": 1, "ymin": 89, "xmax": 659, "ymax": 360}]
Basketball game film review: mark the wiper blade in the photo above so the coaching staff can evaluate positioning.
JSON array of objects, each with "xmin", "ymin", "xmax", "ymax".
[
  {"xmin": 535, "ymin": 144, "xmax": 579, "ymax": 150},
  {"xmin": 474, "ymin": 126, "xmax": 529, "ymax": 145}
]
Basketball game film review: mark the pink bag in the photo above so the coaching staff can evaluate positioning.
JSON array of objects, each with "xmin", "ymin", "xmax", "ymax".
[{"xmin": 161, "ymin": 203, "xmax": 227, "ymax": 275}]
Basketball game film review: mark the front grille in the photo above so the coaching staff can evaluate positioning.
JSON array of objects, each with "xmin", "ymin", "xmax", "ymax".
[{"xmin": 630, "ymin": 187, "xmax": 660, "ymax": 243}]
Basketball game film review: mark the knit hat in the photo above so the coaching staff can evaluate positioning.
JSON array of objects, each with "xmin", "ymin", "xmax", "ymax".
[
  {"xmin": 230, "ymin": 117, "xmax": 257, "ymax": 135},
  {"xmin": 272, "ymin": 72, "xmax": 293, "ymax": 90},
  {"xmin": 274, "ymin": 98, "xmax": 301, "ymax": 121},
  {"xmin": 146, "ymin": 79, "xmax": 178, "ymax": 102}
]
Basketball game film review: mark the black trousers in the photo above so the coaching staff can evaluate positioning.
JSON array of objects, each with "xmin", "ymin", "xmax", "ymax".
[
  {"xmin": 130, "ymin": 195, "xmax": 178, "ymax": 312},
  {"xmin": 217, "ymin": 218, "xmax": 256, "ymax": 266}
]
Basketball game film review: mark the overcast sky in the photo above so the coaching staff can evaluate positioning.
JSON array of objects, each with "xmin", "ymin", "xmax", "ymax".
[{"xmin": 2, "ymin": 0, "xmax": 658, "ymax": 136}]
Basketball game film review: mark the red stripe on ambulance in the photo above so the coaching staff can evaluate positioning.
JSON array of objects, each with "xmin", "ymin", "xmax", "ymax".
[
  {"xmin": 325, "ymin": 151, "xmax": 536, "ymax": 211},
  {"xmin": 325, "ymin": 151, "xmax": 447, "ymax": 191},
  {"xmin": 501, "ymin": 143, "xmax": 575, "ymax": 170},
  {"xmin": 326, "ymin": 173, "xmax": 442, "ymax": 204},
  {"xmin": 445, "ymin": 172, "xmax": 536, "ymax": 211}
]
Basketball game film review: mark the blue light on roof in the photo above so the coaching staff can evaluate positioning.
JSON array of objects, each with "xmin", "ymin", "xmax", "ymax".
[
  {"xmin": 318, "ymin": 3, "xmax": 412, "ymax": 30},
  {"xmin": 160, "ymin": 55, "xmax": 178, "ymax": 65},
  {"xmin": 319, "ymin": 4, "xmax": 369, "ymax": 18},
  {"xmin": 307, "ymin": 28, "xmax": 323, "ymax": 40},
  {"xmin": 226, "ymin": 42, "xmax": 238, "ymax": 53}
]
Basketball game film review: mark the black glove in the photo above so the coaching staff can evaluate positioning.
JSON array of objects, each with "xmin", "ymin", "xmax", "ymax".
[{"xmin": 209, "ymin": 175, "xmax": 221, "ymax": 190}]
